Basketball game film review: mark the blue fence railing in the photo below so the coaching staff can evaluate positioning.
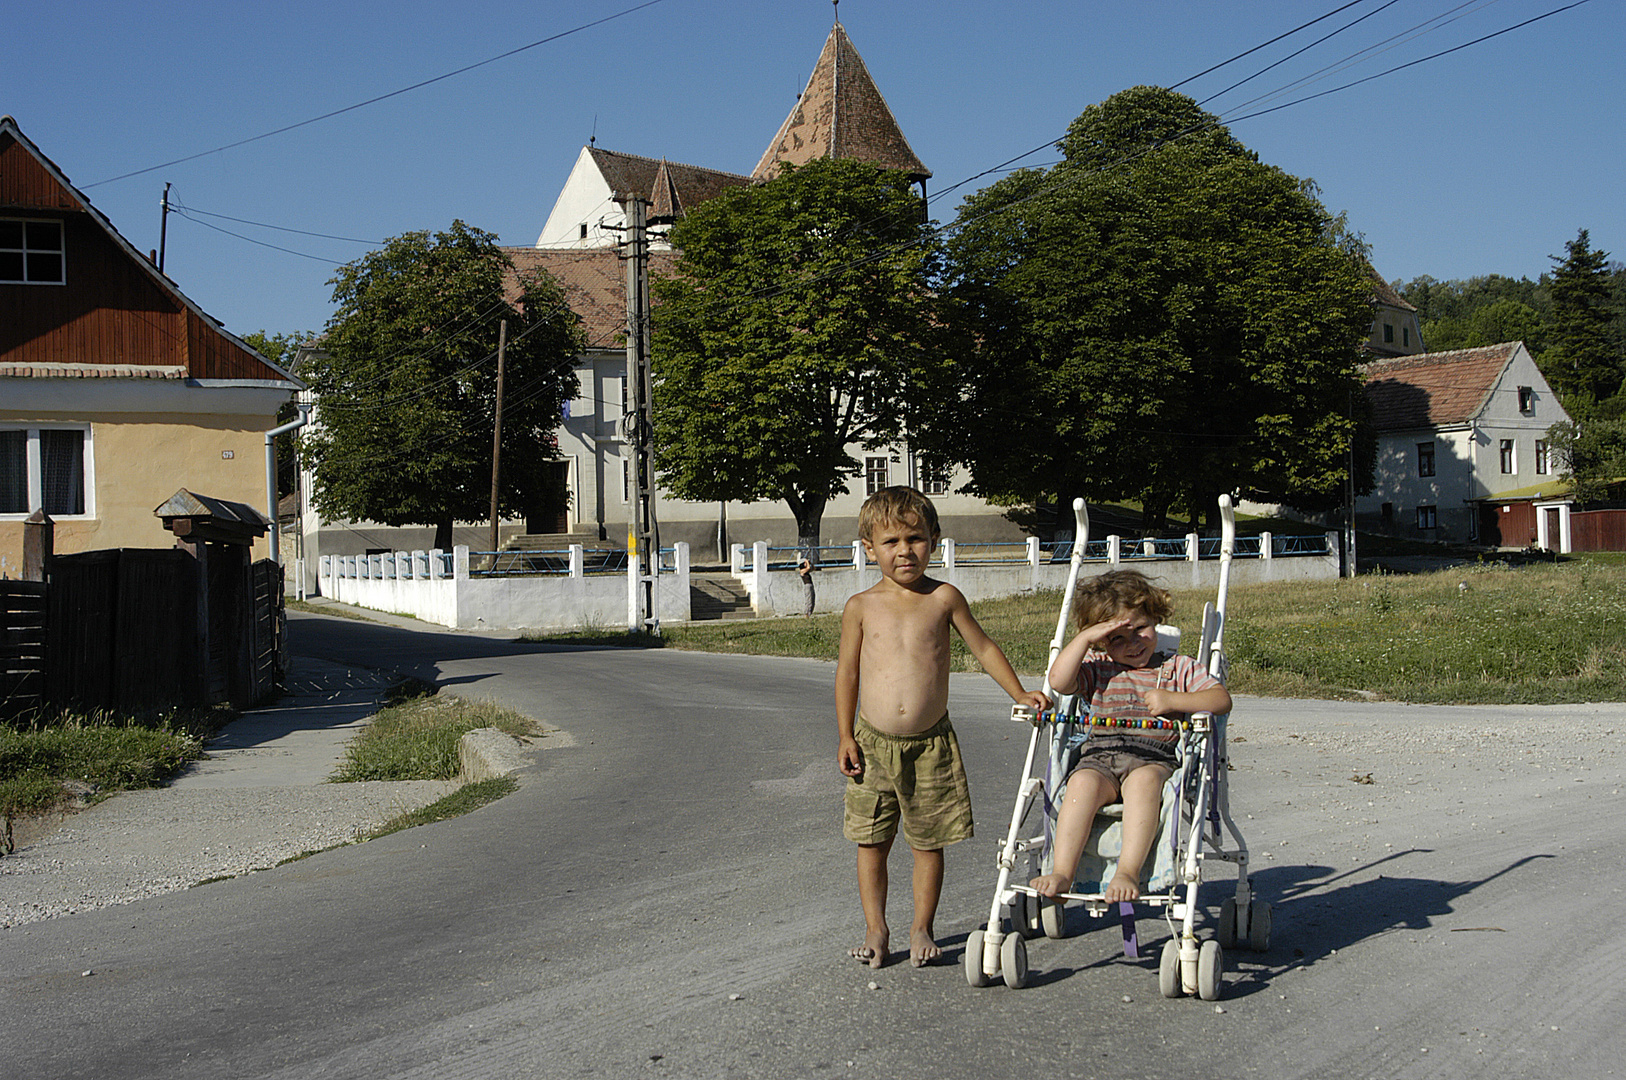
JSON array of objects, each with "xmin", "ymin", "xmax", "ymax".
[{"xmin": 747, "ymin": 533, "xmax": 1330, "ymax": 571}]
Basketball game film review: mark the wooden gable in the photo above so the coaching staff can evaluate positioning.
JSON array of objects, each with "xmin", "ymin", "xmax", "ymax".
[{"xmin": 0, "ymin": 117, "xmax": 296, "ymax": 385}]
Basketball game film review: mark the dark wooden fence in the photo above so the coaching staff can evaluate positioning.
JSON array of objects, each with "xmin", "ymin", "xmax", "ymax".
[
  {"xmin": 1, "ymin": 549, "xmax": 284, "ymax": 723},
  {"xmin": 0, "ymin": 580, "xmax": 47, "ymax": 719},
  {"xmin": 1571, "ymin": 509, "xmax": 1626, "ymax": 552}
]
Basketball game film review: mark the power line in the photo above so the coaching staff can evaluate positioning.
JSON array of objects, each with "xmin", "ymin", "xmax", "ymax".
[{"xmin": 82, "ymin": 0, "xmax": 673, "ymax": 189}]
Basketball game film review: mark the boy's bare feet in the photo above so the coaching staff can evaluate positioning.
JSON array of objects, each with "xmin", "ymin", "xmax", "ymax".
[
  {"xmin": 1029, "ymin": 871, "xmax": 1072, "ymax": 898},
  {"xmin": 849, "ymin": 927, "xmax": 889, "ymax": 968},
  {"xmin": 1103, "ymin": 871, "xmax": 1141, "ymax": 903},
  {"xmin": 909, "ymin": 928, "xmax": 940, "ymax": 967}
]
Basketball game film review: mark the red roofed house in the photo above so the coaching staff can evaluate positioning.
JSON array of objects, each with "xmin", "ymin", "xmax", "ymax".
[
  {"xmin": 1358, "ymin": 341, "xmax": 1572, "ymax": 548},
  {"xmin": 1, "ymin": 116, "xmax": 302, "ymax": 575}
]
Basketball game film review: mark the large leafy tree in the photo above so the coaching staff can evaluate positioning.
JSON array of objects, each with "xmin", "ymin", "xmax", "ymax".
[
  {"xmin": 932, "ymin": 86, "xmax": 1375, "ymax": 531},
  {"xmin": 650, "ymin": 157, "xmax": 941, "ymax": 540},
  {"xmin": 303, "ymin": 221, "xmax": 584, "ymax": 550},
  {"xmin": 1542, "ymin": 229, "xmax": 1620, "ymax": 416}
]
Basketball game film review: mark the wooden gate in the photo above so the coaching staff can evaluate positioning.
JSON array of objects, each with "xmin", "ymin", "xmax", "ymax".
[{"xmin": 0, "ymin": 580, "xmax": 47, "ymax": 721}]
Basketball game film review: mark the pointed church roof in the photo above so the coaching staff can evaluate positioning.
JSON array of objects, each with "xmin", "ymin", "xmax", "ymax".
[{"xmin": 753, "ymin": 21, "xmax": 930, "ymax": 183}]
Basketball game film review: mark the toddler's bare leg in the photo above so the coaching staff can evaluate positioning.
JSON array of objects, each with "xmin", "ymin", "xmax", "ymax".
[
  {"xmin": 1031, "ymin": 769, "xmax": 1118, "ymax": 897},
  {"xmin": 909, "ymin": 846, "xmax": 944, "ymax": 966},
  {"xmin": 1104, "ymin": 764, "xmax": 1172, "ymax": 903},
  {"xmin": 851, "ymin": 839, "xmax": 892, "ymax": 968}
]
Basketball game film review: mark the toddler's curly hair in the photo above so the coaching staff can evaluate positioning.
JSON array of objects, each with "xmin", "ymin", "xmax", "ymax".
[{"xmin": 1073, "ymin": 569, "xmax": 1172, "ymax": 631}]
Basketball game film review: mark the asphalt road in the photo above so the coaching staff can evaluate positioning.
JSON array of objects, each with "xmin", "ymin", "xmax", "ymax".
[{"xmin": 3, "ymin": 611, "xmax": 1623, "ymax": 1079}]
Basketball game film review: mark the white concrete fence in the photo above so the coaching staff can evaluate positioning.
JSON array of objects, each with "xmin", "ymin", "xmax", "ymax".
[
  {"xmin": 316, "ymin": 531, "xmax": 1339, "ymax": 632},
  {"xmin": 318, "ymin": 544, "xmax": 691, "ymax": 631}
]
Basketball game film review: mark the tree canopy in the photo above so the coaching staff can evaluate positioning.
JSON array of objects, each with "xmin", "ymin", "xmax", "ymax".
[
  {"xmin": 650, "ymin": 157, "xmax": 941, "ymax": 540},
  {"xmin": 930, "ymin": 86, "xmax": 1374, "ymax": 530},
  {"xmin": 1542, "ymin": 229, "xmax": 1621, "ymax": 415},
  {"xmin": 302, "ymin": 221, "xmax": 584, "ymax": 549}
]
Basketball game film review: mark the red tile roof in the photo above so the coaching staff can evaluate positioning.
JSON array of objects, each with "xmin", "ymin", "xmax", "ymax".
[
  {"xmin": 754, "ymin": 21, "xmax": 930, "ymax": 182},
  {"xmin": 585, "ymin": 147, "xmax": 752, "ymax": 220},
  {"xmin": 503, "ymin": 247, "xmax": 678, "ymax": 348},
  {"xmin": 1361, "ymin": 343, "xmax": 1521, "ymax": 431}
]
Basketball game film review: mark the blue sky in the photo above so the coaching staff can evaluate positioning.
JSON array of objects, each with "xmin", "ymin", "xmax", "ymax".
[{"xmin": 7, "ymin": 0, "xmax": 1620, "ymax": 344}]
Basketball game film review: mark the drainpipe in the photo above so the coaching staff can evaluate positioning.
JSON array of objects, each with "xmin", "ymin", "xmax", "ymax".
[{"xmin": 265, "ymin": 404, "xmax": 311, "ymax": 566}]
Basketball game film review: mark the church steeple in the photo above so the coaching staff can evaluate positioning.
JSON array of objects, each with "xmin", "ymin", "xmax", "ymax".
[{"xmin": 752, "ymin": 17, "xmax": 930, "ymax": 183}]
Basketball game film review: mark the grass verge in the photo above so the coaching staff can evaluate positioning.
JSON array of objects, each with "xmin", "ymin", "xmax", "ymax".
[
  {"xmin": 526, "ymin": 557, "xmax": 1626, "ymax": 706},
  {"xmin": 328, "ymin": 686, "xmax": 538, "ymax": 782},
  {"xmin": 1, "ymin": 707, "xmax": 229, "ymax": 821}
]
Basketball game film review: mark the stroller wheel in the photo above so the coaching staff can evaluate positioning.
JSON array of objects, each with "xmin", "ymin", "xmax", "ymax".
[
  {"xmin": 1197, "ymin": 940, "xmax": 1225, "ymax": 1001},
  {"xmin": 964, "ymin": 929, "xmax": 993, "ymax": 987},
  {"xmin": 1001, "ymin": 932, "xmax": 1029, "ymax": 989},
  {"xmin": 1039, "ymin": 897, "xmax": 1068, "ymax": 940},
  {"xmin": 1016, "ymin": 890, "xmax": 1043, "ymax": 938},
  {"xmin": 1217, "ymin": 898, "xmax": 1238, "ymax": 949},
  {"xmin": 1158, "ymin": 940, "xmax": 1183, "ymax": 998},
  {"xmin": 1248, "ymin": 900, "xmax": 1272, "ymax": 953}
]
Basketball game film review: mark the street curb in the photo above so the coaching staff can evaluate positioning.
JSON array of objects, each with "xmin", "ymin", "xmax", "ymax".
[{"xmin": 457, "ymin": 727, "xmax": 531, "ymax": 783}]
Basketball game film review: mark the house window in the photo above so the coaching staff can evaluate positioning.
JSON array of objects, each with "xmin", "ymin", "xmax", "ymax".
[
  {"xmin": 865, "ymin": 456, "xmax": 889, "ymax": 495},
  {"xmin": 1416, "ymin": 505, "xmax": 1437, "ymax": 530},
  {"xmin": 1383, "ymin": 323, "xmax": 1394, "ymax": 344},
  {"xmin": 1518, "ymin": 386, "xmax": 1534, "ymax": 414},
  {"xmin": 0, "ymin": 218, "xmax": 65, "ymax": 284},
  {"xmin": 1417, "ymin": 442, "xmax": 1435, "ymax": 478},
  {"xmin": 1535, "ymin": 440, "xmax": 1550, "ymax": 476},
  {"xmin": 579, "ymin": 223, "xmax": 588, "ymax": 240},
  {"xmin": 919, "ymin": 460, "xmax": 950, "ymax": 496},
  {"xmin": 1500, "ymin": 439, "xmax": 1516, "ymax": 474},
  {"xmin": 1403, "ymin": 326, "xmax": 1411, "ymax": 348},
  {"xmin": 0, "ymin": 426, "xmax": 90, "ymax": 517}
]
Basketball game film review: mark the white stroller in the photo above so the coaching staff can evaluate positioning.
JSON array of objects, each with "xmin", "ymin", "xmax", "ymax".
[{"xmin": 965, "ymin": 496, "xmax": 1271, "ymax": 1000}]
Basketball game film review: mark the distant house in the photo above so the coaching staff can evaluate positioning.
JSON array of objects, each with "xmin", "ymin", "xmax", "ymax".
[
  {"xmin": 1365, "ymin": 272, "xmax": 1425, "ymax": 359},
  {"xmin": 0, "ymin": 116, "xmax": 301, "ymax": 575},
  {"xmin": 1358, "ymin": 342, "xmax": 1571, "ymax": 547}
]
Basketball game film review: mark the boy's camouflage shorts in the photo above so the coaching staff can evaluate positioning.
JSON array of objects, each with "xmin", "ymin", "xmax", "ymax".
[{"xmin": 844, "ymin": 714, "xmax": 973, "ymax": 850}]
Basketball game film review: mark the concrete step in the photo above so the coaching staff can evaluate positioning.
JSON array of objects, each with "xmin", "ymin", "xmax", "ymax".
[{"xmin": 689, "ymin": 575, "xmax": 753, "ymax": 621}]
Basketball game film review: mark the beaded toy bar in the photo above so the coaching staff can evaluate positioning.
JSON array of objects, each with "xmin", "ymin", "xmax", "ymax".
[{"xmin": 1040, "ymin": 711, "xmax": 1195, "ymax": 733}]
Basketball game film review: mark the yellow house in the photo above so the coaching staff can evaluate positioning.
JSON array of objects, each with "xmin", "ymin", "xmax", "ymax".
[{"xmin": 1, "ymin": 116, "xmax": 301, "ymax": 574}]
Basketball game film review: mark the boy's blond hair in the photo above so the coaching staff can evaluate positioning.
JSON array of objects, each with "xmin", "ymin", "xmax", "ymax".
[
  {"xmin": 858, "ymin": 485, "xmax": 940, "ymax": 541},
  {"xmin": 1073, "ymin": 569, "xmax": 1172, "ymax": 631}
]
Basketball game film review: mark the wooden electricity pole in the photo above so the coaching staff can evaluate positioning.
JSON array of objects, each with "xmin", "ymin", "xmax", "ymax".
[
  {"xmin": 487, "ymin": 319, "xmax": 508, "ymax": 556},
  {"xmin": 621, "ymin": 197, "xmax": 660, "ymax": 635}
]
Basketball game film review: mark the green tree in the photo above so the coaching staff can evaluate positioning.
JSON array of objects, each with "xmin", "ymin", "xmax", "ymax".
[
  {"xmin": 1543, "ymin": 229, "xmax": 1621, "ymax": 416},
  {"xmin": 1424, "ymin": 298, "xmax": 1548, "ymax": 354},
  {"xmin": 302, "ymin": 221, "xmax": 584, "ymax": 550},
  {"xmin": 1549, "ymin": 415, "xmax": 1626, "ymax": 503},
  {"xmin": 650, "ymin": 157, "xmax": 941, "ymax": 540},
  {"xmin": 933, "ymin": 86, "xmax": 1374, "ymax": 531},
  {"xmin": 242, "ymin": 330, "xmax": 309, "ymax": 499}
]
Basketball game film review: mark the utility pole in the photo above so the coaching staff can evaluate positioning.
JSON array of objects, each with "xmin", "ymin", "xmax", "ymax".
[
  {"xmin": 620, "ymin": 197, "xmax": 660, "ymax": 635},
  {"xmin": 158, "ymin": 182, "xmax": 171, "ymax": 273},
  {"xmin": 488, "ymin": 319, "xmax": 508, "ymax": 557}
]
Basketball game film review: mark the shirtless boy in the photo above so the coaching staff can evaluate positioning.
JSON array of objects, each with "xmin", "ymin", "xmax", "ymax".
[{"xmin": 836, "ymin": 486, "xmax": 1049, "ymax": 968}]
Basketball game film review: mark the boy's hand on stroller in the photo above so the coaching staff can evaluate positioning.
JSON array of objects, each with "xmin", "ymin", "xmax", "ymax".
[
  {"xmin": 1016, "ymin": 688, "xmax": 1050, "ymax": 711},
  {"xmin": 838, "ymin": 738, "xmax": 864, "ymax": 777}
]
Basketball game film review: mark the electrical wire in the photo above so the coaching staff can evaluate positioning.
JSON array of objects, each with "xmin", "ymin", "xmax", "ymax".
[{"xmin": 82, "ymin": 0, "xmax": 674, "ymax": 189}]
